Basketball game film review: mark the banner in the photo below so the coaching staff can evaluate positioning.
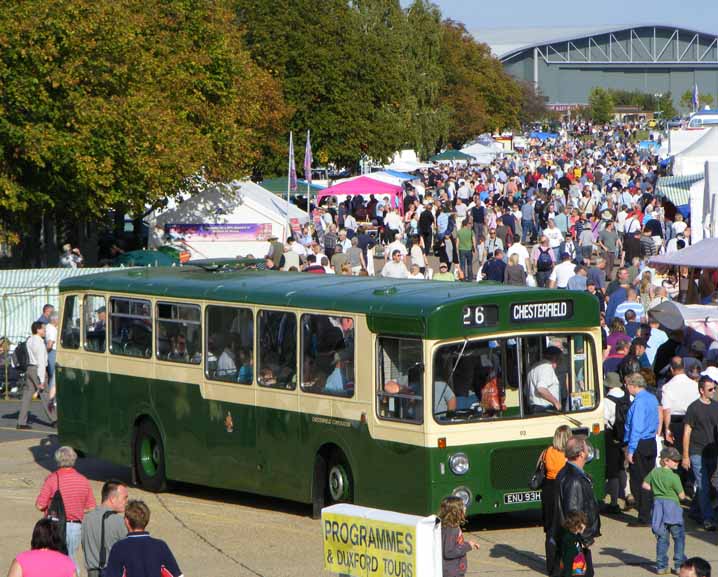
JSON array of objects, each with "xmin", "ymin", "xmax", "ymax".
[
  {"xmin": 165, "ymin": 223, "xmax": 273, "ymax": 242},
  {"xmin": 322, "ymin": 504, "xmax": 440, "ymax": 577},
  {"xmin": 289, "ymin": 131, "xmax": 298, "ymax": 192},
  {"xmin": 304, "ymin": 129, "xmax": 313, "ymax": 184}
]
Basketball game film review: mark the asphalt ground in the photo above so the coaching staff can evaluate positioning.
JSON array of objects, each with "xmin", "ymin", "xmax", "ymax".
[{"xmin": 0, "ymin": 416, "xmax": 717, "ymax": 577}]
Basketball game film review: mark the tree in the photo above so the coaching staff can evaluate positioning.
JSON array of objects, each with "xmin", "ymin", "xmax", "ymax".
[
  {"xmin": 518, "ymin": 81, "xmax": 550, "ymax": 126},
  {"xmin": 657, "ymin": 93, "xmax": 678, "ymax": 120},
  {"xmin": 680, "ymin": 90, "xmax": 714, "ymax": 112},
  {"xmin": 587, "ymin": 87, "xmax": 614, "ymax": 124},
  {"xmin": 0, "ymin": 0, "xmax": 288, "ymax": 263},
  {"xmin": 440, "ymin": 20, "xmax": 521, "ymax": 148}
]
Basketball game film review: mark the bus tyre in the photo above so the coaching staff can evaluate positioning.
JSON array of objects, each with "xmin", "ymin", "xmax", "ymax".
[
  {"xmin": 134, "ymin": 420, "xmax": 167, "ymax": 492},
  {"xmin": 327, "ymin": 456, "xmax": 353, "ymax": 504}
]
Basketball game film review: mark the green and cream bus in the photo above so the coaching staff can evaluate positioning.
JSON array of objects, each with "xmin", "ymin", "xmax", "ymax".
[{"xmin": 57, "ymin": 266, "xmax": 604, "ymax": 517}]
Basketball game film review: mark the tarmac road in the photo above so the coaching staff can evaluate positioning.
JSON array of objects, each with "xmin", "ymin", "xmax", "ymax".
[{"xmin": 1, "ymin": 429, "xmax": 717, "ymax": 577}]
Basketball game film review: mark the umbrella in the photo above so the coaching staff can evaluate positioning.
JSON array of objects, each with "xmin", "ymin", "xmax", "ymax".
[
  {"xmin": 649, "ymin": 301, "xmax": 718, "ymax": 339},
  {"xmin": 429, "ymin": 150, "xmax": 474, "ymax": 162},
  {"xmin": 114, "ymin": 250, "xmax": 178, "ymax": 267}
]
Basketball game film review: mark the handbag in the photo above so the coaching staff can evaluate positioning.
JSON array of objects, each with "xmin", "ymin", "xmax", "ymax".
[{"xmin": 528, "ymin": 449, "xmax": 547, "ymax": 490}]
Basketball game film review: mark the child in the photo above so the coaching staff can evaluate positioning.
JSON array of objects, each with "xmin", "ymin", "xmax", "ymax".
[
  {"xmin": 439, "ymin": 496, "xmax": 479, "ymax": 577},
  {"xmin": 558, "ymin": 511, "xmax": 589, "ymax": 576},
  {"xmin": 642, "ymin": 446, "xmax": 687, "ymax": 575}
]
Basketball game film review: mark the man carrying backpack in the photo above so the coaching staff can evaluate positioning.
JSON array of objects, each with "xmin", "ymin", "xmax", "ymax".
[
  {"xmin": 603, "ymin": 372, "xmax": 630, "ymax": 514},
  {"xmin": 36, "ymin": 446, "xmax": 96, "ymax": 572},
  {"xmin": 532, "ymin": 235, "xmax": 556, "ymax": 288},
  {"xmin": 17, "ymin": 321, "xmax": 56, "ymax": 430}
]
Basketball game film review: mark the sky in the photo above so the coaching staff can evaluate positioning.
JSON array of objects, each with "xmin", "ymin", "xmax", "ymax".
[{"xmin": 403, "ymin": 0, "xmax": 718, "ymax": 32}]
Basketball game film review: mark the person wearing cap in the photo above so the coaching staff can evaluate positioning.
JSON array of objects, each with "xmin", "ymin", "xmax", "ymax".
[
  {"xmin": 548, "ymin": 252, "xmax": 575, "ymax": 289},
  {"xmin": 683, "ymin": 373, "xmax": 718, "ymax": 531},
  {"xmin": 433, "ymin": 262, "xmax": 455, "ymax": 282},
  {"xmin": 624, "ymin": 372, "xmax": 659, "ymax": 526},
  {"xmin": 527, "ymin": 346, "xmax": 563, "ymax": 413},
  {"xmin": 642, "ymin": 446, "xmax": 686, "ymax": 575},
  {"xmin": 380, "ymin": 250, "xmax": 409, "ymax": 279}
]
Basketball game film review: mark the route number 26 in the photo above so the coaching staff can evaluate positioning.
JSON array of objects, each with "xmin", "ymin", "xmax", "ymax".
[{"xmin": 463, "ymin": 306, "xmax": 485, "ymax": 327}]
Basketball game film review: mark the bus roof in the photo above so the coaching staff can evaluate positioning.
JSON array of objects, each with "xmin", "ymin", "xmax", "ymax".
[{"xmin": 60, "ymin": 268, "xmax": 600, "ymax": 339}]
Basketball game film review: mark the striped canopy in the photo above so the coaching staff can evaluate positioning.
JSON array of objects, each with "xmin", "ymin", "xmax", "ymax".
[{"xmin": 655, "ymin": 173, "xmax": 703, "ymax": 206}]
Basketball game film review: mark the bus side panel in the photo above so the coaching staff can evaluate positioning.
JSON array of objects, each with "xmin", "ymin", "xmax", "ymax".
[
  {"xmin": 57, "ymin": 365, "xmax": 88, "ymax": 454},
  {"xmin": 150, "ymin": 379, "xmax": 208, "ymax": 485}
]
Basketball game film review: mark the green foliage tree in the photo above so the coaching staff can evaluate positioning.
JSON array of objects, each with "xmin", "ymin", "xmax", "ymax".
[
  {"xmin": 656, "ymin": 93, "xmax": 678, "ymax": 120},
  {"xmin": 0, "ymin": 0, "xmax": 288, "ymax": 241},
  {"xmin": 680, "ymin": 90, "xmax": 714, "ymax": 111},
  {"xmin": 587, "ymin": 87, "xmax": 615, "ymax": 124},
  {"xmin": 517, "ymin": 81, "xmax": 550, "ymax": 126}
]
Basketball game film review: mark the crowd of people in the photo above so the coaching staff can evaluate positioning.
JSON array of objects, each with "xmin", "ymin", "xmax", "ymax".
[{"xmin": 7, "ymin": 446, "xmax": 182, "ymax": 577}]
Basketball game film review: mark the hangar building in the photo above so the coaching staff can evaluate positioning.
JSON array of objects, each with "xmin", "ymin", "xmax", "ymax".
[{"xmin": 476, "ymin": 25, "xmax": 718, "ymax": 112}]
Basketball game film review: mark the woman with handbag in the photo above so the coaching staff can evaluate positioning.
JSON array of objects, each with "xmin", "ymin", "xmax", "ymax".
[{"xmin": 539, "ymin": 425, "xmax": 572, "ymax": 575}]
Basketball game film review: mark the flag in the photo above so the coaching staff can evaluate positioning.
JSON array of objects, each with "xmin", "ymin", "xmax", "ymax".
[
  {"xmin": 303, "ymin": 130, "xmax": 313, "ymax": 184},
  {"xmin": 692, "ymin": 83, "xmax": 700, "ymax": 111},
  {"xmin": 288, "ymin": 131, "xmax": 297, "ymax": 192}
]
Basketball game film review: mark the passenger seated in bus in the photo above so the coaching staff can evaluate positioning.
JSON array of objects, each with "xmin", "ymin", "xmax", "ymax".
[
  {"xmin": 216, "ymin": 336, "xmax": 238, "ymax": 379},
  {"xmin": 237, "ymin": 349, "xmax": 253, "ymax": 384},
  {"xmin": 526, "ymin": 346, "xmax": 563, "ymax": 413},
  {"xmin": 167, "ymin": 334, "xmax": 190, "ymax": 363},
  {"xmin": 301, "ymin": 356, "xmax": 324, "ymax": 391},
  {"xmin": 324, "ymin": 352, "xmax": 350, "ymax": 395},
  {"xmin": 206, "ymin": 335, "xmax": 220, "ymax": 377},
  {"xmin": 259, "ymin": 366, "xmax": 277, "ymax": 386}
]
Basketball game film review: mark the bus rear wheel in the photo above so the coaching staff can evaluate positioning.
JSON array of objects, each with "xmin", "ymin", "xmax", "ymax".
[
  {"xmin": 134, "ymin": 419, "xmax": 167, "ymax": 492},
  {"xmin": 327, "ymin": 456, "xmax": 353, "ymax": 504}
]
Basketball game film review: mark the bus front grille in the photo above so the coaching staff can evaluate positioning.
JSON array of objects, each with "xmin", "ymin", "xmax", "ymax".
[{"xmin": 490, "ymin": 445, "xmax": 544, "ymax": 490}]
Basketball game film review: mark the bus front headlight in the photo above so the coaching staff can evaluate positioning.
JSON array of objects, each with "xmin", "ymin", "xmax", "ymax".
[
  {"xmin": 586, "ymin": 444, "xmax": 596, "ymax": 463},
  {"xmin": 452, "ymin": 486, "xmax": 472, "ymax": 507},
  {"xmin": 449, "ymin": 453, "xmax": 470, "ymax": 475}
]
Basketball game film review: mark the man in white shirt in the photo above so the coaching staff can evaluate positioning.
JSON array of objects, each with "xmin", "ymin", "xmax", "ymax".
[
  {"xmin": 17, "ymin": 321, "xmax": 56, "ymax": 429},
  {"xmin": 45, "ymin": 312, "xmax": 59, "ymax": 401},
  {"xmin": 549, "ymin": 252, "xmax": 576, "ymax": 289},
  {"xmin": 660, "ymin": 357, "xmax": 699, "ymax": 453},
  {"xmin": 543, "ymin": 219, "xmax": 564, "ymax": 261},
  {"xmin": 384, "ymin": 233, "xmax": 408, "ymax": 262},
  {"xmin": 527, "ymin": 347, "xmax": 563, "ymax": 412},
  {"xmin": 381, "ymin": 250, "xmax": 410, "ymax": 279},
  {"xmin": 506, "ymin": 240, "xmax": 531, "ymax": 272}
]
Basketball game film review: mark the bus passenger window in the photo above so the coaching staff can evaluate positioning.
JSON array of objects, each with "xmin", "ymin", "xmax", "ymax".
[
  {"xmin": 109, "ymin": 298, "xmax": 152, "ymax": 359},
  {"xmin": 258, "ymin": 310, "xmax": 296, "ymax": 390},
  {"xmin": 83, "ymin": 295, "xmax": 106, "ymax": 352},
  {"xmin": 300, "ymin": 314, "xmax": 354, "ymax": 397},
  {"xmin": 377, "ymin": 337, "xmax": 423, "ymax": 423},
  {"xmin": 205, "ymin": 305, "xmax": 253, "ymax": 384},
  {"xmin": 60, "ymin": 295, "xmax": 80, "ymax": 349},
  {"xmin": 156, "ymin": 302, "xmax": 201, "ymax": 365}
]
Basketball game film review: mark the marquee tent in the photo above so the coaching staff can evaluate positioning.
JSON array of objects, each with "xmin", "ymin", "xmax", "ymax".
[
  {"xmin": 460, "ymin": 143, "xmax": 501, "ymax": 165},
  {"xmin": 673, "ymin": 128, "xmax": 718, "ymax": 176},
  {"xmin": 650, "ymin": 238, "xmax": 718, "ymax": 268},
  {"xmin": 316, "ymin": 176, "xmax": 403, "ymax": 212},
  {"xmin": 429, "ymin": 150, "xmax": 474, "ymax": 162},
  {"xmin": 152, "ymin": 180, "xmax": 308, "ymax": 259}
]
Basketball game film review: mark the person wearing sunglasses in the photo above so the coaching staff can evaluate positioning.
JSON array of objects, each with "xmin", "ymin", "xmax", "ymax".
[{"xmin": 683, "ymin": 372, "xmax": 718, "ymax": 531}]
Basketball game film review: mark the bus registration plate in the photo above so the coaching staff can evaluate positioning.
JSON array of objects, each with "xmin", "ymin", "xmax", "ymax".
[{"xmin": 503, "ymin": 490, "xmax": 541, "ymax": 505}]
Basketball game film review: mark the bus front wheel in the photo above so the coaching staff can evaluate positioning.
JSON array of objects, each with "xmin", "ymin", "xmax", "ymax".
[
  {"xmin": 327, "ymin": 456, "xmax": 353, "ymax": 504},
  {"xmin": 134, "ymin": 419, "xmax": 167, "ymax": 492}
]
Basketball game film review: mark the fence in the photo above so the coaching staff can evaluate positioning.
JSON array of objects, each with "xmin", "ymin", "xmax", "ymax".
[{"xmin": 1, "ymin": 268, "xmax": 111, "ymax": 398}]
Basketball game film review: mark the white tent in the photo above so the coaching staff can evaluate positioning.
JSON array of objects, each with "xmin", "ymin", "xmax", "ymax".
[
  {"xmin": 673, "ymin": 128, "xmax": 718, "ymax": 176},
  {"xmin": 386, "ymin": 149, "xmax": 432, "ymax": 172},
  {"xmin": 460, "ymin": 142, "xmax": 500, "ymax": 165},
  {"xmin": 151, "ymin": 180, "xmax": 308, "ymax": 260}
]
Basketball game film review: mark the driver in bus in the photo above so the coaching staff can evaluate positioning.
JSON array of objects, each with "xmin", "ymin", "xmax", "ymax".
[{"xmin": 527, "ymin": 346, "xmax": 563, "ymax": 413}]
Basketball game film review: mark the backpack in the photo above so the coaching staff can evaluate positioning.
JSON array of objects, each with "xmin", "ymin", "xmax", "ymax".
[
  {"xmin": 605, "ymin": 393, "xmax": 631, "ymax": 445},
  {"xmin": 46, "ymin": 472, "xmax": 68, "ymax": 551},
  {"xmin": 13, "ymin": 340, "xmax": 29, "ymax": 371},
  {"xmin": 537, "ymin": 247, "xmax": 553, "ymax": 272}
]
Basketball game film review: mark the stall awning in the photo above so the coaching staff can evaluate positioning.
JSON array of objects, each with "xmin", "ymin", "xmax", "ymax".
[
  {"xmin": 650, "ymin": 238, "xmax": 718, "ymax": 268},
  {"xmin": 656, "ymin": 173, "xmax": 704, "ymax": 206}
]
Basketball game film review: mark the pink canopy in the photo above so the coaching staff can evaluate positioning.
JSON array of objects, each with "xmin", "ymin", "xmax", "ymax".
[{"xmin": 317, "ymin": 176, "xmax": 404, "ymax": 214}]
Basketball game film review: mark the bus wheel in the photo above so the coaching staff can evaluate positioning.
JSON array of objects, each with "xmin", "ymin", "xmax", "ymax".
[
  {"xmin": 327, "ymin": 456, "xmax": 353, "ymax": 504},
  {"xmin": 134, "ymin": 419, "xmax": 166, "ymax": 492}
]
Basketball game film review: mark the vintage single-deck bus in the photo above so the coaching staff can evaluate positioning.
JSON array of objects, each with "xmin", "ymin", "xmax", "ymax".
[{"xmin": 57, "ymin": 266, "xmax": 604, "ymax": 516}]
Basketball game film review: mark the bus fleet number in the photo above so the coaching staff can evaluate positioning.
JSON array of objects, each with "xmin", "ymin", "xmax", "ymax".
[{"xmin": 461, "ymin": 305, "xmax": 498, "ymax": 328}]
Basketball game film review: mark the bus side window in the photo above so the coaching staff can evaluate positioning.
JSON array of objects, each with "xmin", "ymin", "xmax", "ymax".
[
  {"xmin": 205, "ymin": 305, "xmax": 253, "ymax": 384},
  {"xmin": 83, "ymin": 295, "xmax": 106, "ymax": 353},
  {"xmin": 300, "ymin": 314, "xmax": 354, "ymax": 397},
  {"xmin": 156, "ymin": 302, "xmax": 201, "ymax": 365},
  {"xmin": 258, "ymin": 310, "xmax": 296, "ymax": 390},
  {"xmin": 109, "ymin": 297, "xmax": 152, "ymax": 359},
  {"xmin": 376, "ymin": 336, "xmax": 423, "ymax": 423},
  {"xmin": 60, "ymin": 295, "xmax": 80, "ymax": 349}
]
